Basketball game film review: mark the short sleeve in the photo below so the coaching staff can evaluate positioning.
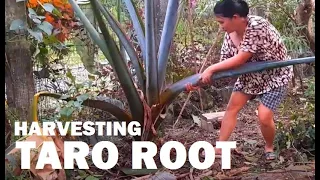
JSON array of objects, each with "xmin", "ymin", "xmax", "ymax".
[
  {"xmin": 239, "ymin": 20, "xmax": 267, "ymax": 54},
  {"xmin": 220, "ymin": 33, "xmax": 233, "ymax": 62}
]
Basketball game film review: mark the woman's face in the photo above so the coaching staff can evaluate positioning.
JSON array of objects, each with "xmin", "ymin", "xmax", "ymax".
[{"xmin": 215, "ymin": 15, "xmax": 243, "ymax": 34}]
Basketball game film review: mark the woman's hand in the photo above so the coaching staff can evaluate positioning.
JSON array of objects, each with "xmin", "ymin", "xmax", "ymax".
[
  {"xmin": 185, "ymin": 83, "xmax": 199, "ymax": 92},
  {"xmin": 184, "ymin": 66, "xmax": 215, "ymax": 92},
  {"xmin": 200, "ymin": 67, "xmax": 214, "ymax": 84}
]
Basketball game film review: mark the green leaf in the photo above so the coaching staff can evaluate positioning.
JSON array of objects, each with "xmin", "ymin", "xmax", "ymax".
[
  {"xmin": 73, "ymin": 101, "xmax": 82, "ymax": 108},
  {"xmin": 52, "ymin": 8, "xmax": 63, "ymax": 17},
  {"xmin": 53, "ymin": 43, "xmax": 67, "ymax": 50},
  {"xmin": 75, "ymin": 83, "xmax": 84, "ymax": 90},
  {"xmin": 69, "ymin": 0, "xmax": 114, "ymax": 67},
  {"xmin": 158, "ymin": 0, "xmax": 180, "ymax": 91},
  {"xmin": 33, "ymin": 18, "xmax": 42, "ymax": 24},
  {"xmin": 89, "ymin": 0, "xmax": 144, "ymax": 124},
  {"xmin": 145, "ymin": 0, "xmax": 159, "ymax": 105},
  {"xmin": 98, "ymin": 3, "xmax": 145, "ymax": 90},
  {"xmin": 43, "ymin": 35, "xmax": 59, "ymax": 45},
  {"xmin": 43, "ymin": 3, "xmax": 55, "ymax": 13},
  {"xmin": 27, "ymin": 28, "xmax": 43, "ymax": 42},
  {"xmin": 59, "ymin": 95, "xmax": 69, "ymax": 100},
  {"xmin": 88, "ymin": 74, "xmax": 96, "ymax": 80},
  {"xmin": 66, "ymin": 100, "xmax": 75, "ymax": 107},
  {"xmin": 73, "ymin": 37, "xmax": 100, "ymax": 75},
  {"xmin": 117, "ymin": 0, "xmax": 121, "ymax": 21},
  {"xmin": 78, "ymin": 170, "xmax": 87, "ymax": 178},
  {"xmin": 32, "ymin": 45, "xmax": 41, "ymax": 58},
  {"xmin": 77, "ymin": 93, "xmax": 90, "ymax": 102},
  {"xmin": 10, "ymin": 19, "xmax": 25, "ymax": 31},
  {"xmin": 28, "ymin": 8, "xmax": 37, "ymax": 16},
  {"xmin": 66, "ymin": 69, "xmax": 76, "ymax": 83},
  {"xmin": 37, "ymin": 16, "xmax": 46, "ymax": 19},
  {"xmin": 60, "ymin": 107, "xmax": 74, "ymax": 117},
  {"xmin": 30, "ymin": 92, "xmax": 133, "ymax": 123},
  {"xmin": 123, "ymin": 0, "xmax": 146, "ymax": 63},
  {"xmin": 85, "ymin": 176, "xmax": 99, "ymax": 180},
  {"xmin": 28, "ymin": 8, "xmax": 45, "ymax": 24},
  {"xmin": 37, "ymin": 21, "xmax": 53, "ymax": 35}
]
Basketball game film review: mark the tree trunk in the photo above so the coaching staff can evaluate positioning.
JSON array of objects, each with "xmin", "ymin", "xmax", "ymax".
[
  {"xmin": 295, "ymin": 0, "xmax": 315, "ymax": 54},
  {"xmin": 5, "ymin": 110, "xmax": 12, "ymax": 149},
  {"xmin": 5, "ymin": 0, "xmax": 35, "ymax": 122}
]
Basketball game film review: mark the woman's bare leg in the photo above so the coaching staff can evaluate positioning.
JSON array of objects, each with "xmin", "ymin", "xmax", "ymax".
[
  {"xmin": 257, "ymin": 103, "xmax": 276, "ymax": 153},
  {"xmin": 215, "ymin": 91, "xmax": 252, "ymax": 154}
]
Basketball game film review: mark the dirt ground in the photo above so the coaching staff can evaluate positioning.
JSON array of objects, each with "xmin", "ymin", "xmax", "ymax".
[
  {"xmin": 157, "ymin": 99, "xmax": 315, "ymax": 180},
  {"xmin": 71, "ymin": 87, "xmax": 314, "ymax": 180},
  {"xmin": 59, "ymin": 76, "xmax": 314, "ymax": 180}
]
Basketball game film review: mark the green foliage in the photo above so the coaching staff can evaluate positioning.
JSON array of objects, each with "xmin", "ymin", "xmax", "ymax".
[
  {"xmin": 58, "ymin": 93, "xmax": 89, "ymax": 120},
  {"xmin": 73, "ymin": 37, "xmax": 100, "ymax": 75},
  {"xmin": 32, "ymin": 0, "xmax": 315, "ymax": 142},
  {"xmin": 39, "ymin": 69, "xmax": 96, "ymax": 123},
  {"xmin": 275, "ymin": 77, "xmax": 315, "ymax": 157},
  {"xmin": 38, "ymin": 93, "xmax": 93, "ymax": 137},
  {"xmin": 264, "ymin": 0, "xmax": 312, "ymax": 56},
  {"xmin": 5, "ymin": 170, "xmax": 32, "ymax": 180},
  {"xmin": 304, "ymin": 77, "xmax": 315, "ymax": 101}
]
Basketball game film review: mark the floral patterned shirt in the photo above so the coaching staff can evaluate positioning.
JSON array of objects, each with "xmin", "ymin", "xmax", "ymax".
[{"xmin": 220, "ymin": 15, "xmax": 293, "ymax": 95}]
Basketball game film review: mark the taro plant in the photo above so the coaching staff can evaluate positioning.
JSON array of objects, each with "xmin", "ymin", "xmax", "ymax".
[{"xmin": 31, "ymin": 0, "xmax": 314, "ymax": 141}]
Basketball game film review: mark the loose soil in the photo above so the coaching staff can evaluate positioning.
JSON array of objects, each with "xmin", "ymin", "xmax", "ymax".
[{"xmin": 70, "ymin": 84, "xmax": 315, "ymax": 180}]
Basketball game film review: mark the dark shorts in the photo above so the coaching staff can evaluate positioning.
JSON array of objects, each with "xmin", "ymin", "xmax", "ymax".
[{"xmin": 234, "ymin": 86, "xmax": 287, "ymax": 112}]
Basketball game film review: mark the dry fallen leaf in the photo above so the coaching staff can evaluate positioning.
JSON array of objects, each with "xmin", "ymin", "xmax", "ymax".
[
  {"xmin": 5, "ymin": 128, "xmax": 66, "ymax": 180},
  {"xmin": 286, "ymin": 165, "xmax": 314, "ymax": 171},
  {"xmin": 244, "ymin": 155, "xmax": 259, "ymax": 163},
  {"xmin": 270, "ymin": 162, "xmax": 277, "ymax": 168},
  {"xmin": 227, "ymin": 166, "xmax": 251, "ymax": 176}
]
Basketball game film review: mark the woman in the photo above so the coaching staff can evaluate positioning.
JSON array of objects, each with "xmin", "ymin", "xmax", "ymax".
[{"xmin": 187, "ymin": 0, "xmax": 292, "ymax": 160}]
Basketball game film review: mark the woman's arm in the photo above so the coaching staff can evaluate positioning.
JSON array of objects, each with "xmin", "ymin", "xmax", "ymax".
[
  {"xmin": 200, "ymin": 19, "xmax": 268, "ymax": 84},
  {"xmin": 199, "ymin": 50, "xmax": 253, "ymax": 84},
  {"xmin": 206, "ymin": 51, "xmax": 253, "ymax": 73}
]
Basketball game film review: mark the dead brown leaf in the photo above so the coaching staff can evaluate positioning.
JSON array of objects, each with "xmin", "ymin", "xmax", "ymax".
[
  {"xmin": 243, "ymin": 155, "xmax": 258, "ymax": 163},
  {"xmin": 5, "ymin": 128, "xmax": 66, "ymax": 180},
  {"xmin": 285, "ymin": 165, "xmax": 314, "ymax": 172},
  {"xmin": 227, "ymin": 166, "xmax": 251, "ymax": 176}
]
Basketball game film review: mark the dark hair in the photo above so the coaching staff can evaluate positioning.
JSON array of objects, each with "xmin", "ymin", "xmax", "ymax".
[{"xmin": 214, "ymin": 0, "xmax": 249, "ymax": 18}]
